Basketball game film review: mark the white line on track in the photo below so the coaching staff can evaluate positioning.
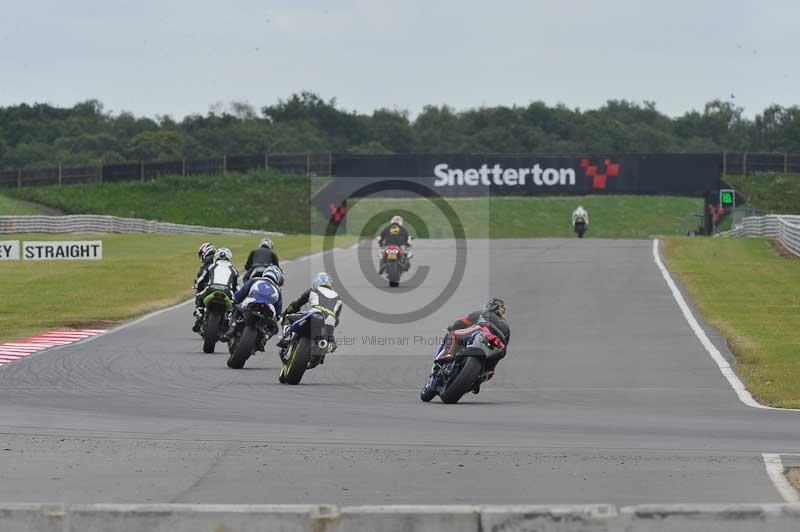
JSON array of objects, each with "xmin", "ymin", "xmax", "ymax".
[
  {"xmin": 652, "ymin": 239, "xmax": 800, "ymax": 412},
  {"xmin": 762, "ymin": 453, "xmax": 800, "ymax": 502}
]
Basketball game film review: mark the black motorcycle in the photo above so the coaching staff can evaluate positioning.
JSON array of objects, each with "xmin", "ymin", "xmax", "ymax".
[
  {"xmin": 199, "ymin": 286, "xmax": 233, "ymax": 353},
  {"xmin": 420, "ymin": 326, "xmax": 506, "ymax": 404},
  {"xmin": 279, "ymin": 309, "xmax": 333, "ymax": 385},
  {"xmin": 226, "ymin": 301, "xmax": 277, "ymax": 369}
]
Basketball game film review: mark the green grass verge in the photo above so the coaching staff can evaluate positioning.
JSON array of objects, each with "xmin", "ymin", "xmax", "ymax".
[
  {"xmin": 725, "ymin": 173, "xmax": 800, "ymax": 214},
  {"xmin": 0, "ymin": 194, "xmax": 51, "ymax": 215},
  {"xmin": 664, "ymin": 237, "xmax": 800, "ymax": 408},
  {"xmin": 6, "ymin": 171, "xmax": 326, "ymax": 234},
  {"xmin": 346, "ymin": 195, "xmax": 703, "ymax": 238},
  {"xmin": 0, "ymin": 232, "xmax": 355, "ymax": 343}
]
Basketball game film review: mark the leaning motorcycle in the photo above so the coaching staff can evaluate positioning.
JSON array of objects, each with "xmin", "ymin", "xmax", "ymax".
[
  {"xmin": 279, "ymin": 309, "xmax": 334, "ymax": 385},
  {"xmin": 420, "ymin": 325, "xmax": 506, "ymax": 404},
  {"xmin": 574, "ymin": 215, "xmax": 587, "ymax": 238},
  {"xmin": 226, "ymin": 301, "xmax": 277, "ymax": 369},
  {"xmin": 199, "ymin": 286, "xmax": 233, "ymax": 353},
  {"xmin": 380, "ymin": 244, "xmax": 409, "ymax": 287}
]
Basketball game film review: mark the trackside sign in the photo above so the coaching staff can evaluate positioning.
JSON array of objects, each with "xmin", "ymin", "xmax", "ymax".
[
  {"xmin": 434, "ymin": 163, "xmax": 576, "ymax": 187},
  {"xmin": 0, "ymin": 240, "xmax": 20, "ymax": 260},
  {"xmin": 21, "ymin": 241, "xmax": 103, "ymax": 260}
]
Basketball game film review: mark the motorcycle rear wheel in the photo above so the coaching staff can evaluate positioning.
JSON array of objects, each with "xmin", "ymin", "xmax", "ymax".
[
  {"xmin": 202, "ymin": 310, "xmax": 222, "ymax": 353},
  {"xmin": 281, "ymin": 336, "xmax": 312, "ymax": 385},
  {"xmin": 440, "ymin": 356, "xmax": 483, "ymax": 404},
  {"xmin": 227, "ymin": 325, "xmax": 256, "ymax": 369}
]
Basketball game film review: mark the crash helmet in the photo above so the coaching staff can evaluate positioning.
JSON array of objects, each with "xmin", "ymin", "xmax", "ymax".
[
  {"xmin": 313, "ymin": 272, "xmax": 333, "ymax": 289},
  {"xmin": 259, "ymin": 238, "xmax": 274, "ymax": 249},
  {"xmin": 214, "ymin": 247, "xmax": 233, "ymax": 263},
  {"xmin": 261, "ymin": 265, "xmax": 284, "ymax": 286},
  {"xmin": 198, "ymin": 242, "xmax": 215, "ymax": 261},
  {"xmin": 390, "ymin": 215, "xmax": 403, "ymax": 226},
  {"xmin": 484, "ymin": 298, "xmax": 506, "ymax": 318}
]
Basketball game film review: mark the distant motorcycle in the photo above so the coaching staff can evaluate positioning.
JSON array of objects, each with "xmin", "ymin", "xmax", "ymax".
[
  {"xmin": 226, "ymin": 301, "xmax": 277, "ymax": 369},
  {"xmin": 279, "ymin": 309, "xmax": 335, "ymax": 385},
  {"xmin": 573, "ymin": 215, "xmax": 587, "ymax": 238},
  {"xmin": 420, "ymin": 325, "xmax": 506, "ymax": 404},
  {"xmin": 379, "ymin": 244, "xmax": 410, "ymax": 287},
  {"xmin": 199, "ymin": 287, "xmax": 233, "ymax": 353}
]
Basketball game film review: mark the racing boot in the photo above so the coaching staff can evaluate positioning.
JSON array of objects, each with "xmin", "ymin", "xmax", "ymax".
[
  {"xmin": 192, "ymin": 307, "xmax": 204, "ymax": 333},
  {"xmin": 275, "ymin": 326, "xmax": 292, "ymax": 349},
  {"xmin": 471, "ymin": 370, "xmax": 495, "ymax": 394}
]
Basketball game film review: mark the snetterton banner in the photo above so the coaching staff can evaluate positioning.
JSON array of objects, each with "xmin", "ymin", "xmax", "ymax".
[
  {"xmin": 333, "ymin": 154, "xmax": 722, "ymax": 197},
  {"xmin": 310, "ymin": 153, "xmax": 723, "ymax": 227}
]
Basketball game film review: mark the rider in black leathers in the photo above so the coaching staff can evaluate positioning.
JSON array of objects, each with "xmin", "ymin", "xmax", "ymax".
[
  {"xmin": 377, "ymin": 215, "xmax": 412, "ymax": 274},
  {"xmin": 243, "ymin": 238, "xmax": 280, "ymax": 281}
]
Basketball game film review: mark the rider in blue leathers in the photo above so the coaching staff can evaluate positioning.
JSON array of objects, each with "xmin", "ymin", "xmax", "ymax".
[{"xmin": 221, "ymin": 265, "xmax": 284, "ymax": 342}]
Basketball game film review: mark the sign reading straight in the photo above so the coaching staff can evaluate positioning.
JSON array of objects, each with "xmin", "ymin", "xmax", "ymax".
[
  {"xmin": 22, "ymin": 241, "xmax": 103, "ymax": 260},
  {"xmin": 0, "ymin": 240, "xmax": 20, "ymax": 260}
]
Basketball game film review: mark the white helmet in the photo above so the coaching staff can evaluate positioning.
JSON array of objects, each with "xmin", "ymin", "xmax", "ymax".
[
  {"xmin": 260, "ymin": 238, "xmax": 274, "ymax": 249},
  {"xmin": 214, "ymin": 247, "xmax": 232, "ymax": 262},
  {"xmin": 391, "ymin": 215, "xmax": 403, "ymax": 226}
]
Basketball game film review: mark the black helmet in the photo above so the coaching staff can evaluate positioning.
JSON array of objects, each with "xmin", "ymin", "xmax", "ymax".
[{"xmin": 484, "ymin": 298, "xmax": 506, "ymax": 318}]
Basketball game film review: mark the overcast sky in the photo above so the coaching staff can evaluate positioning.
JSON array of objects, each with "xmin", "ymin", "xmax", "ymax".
[{"xmin": 0, "ymin": 0, "xmax": 797, "ymax": 119}]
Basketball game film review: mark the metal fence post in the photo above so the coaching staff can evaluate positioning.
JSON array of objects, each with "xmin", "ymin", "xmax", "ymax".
[
  {"xmin": 98, "ymin": 162, "xmax": 103, "ymax": 184},
  {"xmin": 58, "ymin": 164, "xmax": 63, "ymax": 186},
  {"xmin": 223, "ymin": 155, "xmax": 227, "ymax": 176},
  {"xmin": 743, "ymin": 152, "xmax": 748, "ymax": 176},
  {"xmin": 722, "ymin": 151, "xmax": 727, "ymax": 176},
  {"xmin": 140, "ymin": 160, "xmax": 145, "ymax": 182},
  {"xmin": 17, "ymin": 169, "xmax": 21, "ymax": 189},
  {"xmin": 306, "ymin": 153, "xmax": 311, "ymax": 176},
  {"xmin": 785, "ymin": 152, "xmax": 789, "ymax": 174},
  {"xmin": 182, "ymin": 158, "xmax": 186, "ymax": 176},
  {"xmin": 328, "ymin": 152, "xmax": 333, "ymax": 176},
  {"xmin": 265, "ymin": 153, "xmax": 269, "ymax": 170}
]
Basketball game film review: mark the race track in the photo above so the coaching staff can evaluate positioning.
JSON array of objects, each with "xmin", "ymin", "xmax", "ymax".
[{"xmin": 0, "ymin": 238, "xmax": 798, "ymax": 505}]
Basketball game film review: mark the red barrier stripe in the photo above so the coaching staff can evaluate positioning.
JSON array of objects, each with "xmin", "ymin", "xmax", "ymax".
[{"xmin": 0, "ymin": 329, "xmax": 106, "ymax": 366}]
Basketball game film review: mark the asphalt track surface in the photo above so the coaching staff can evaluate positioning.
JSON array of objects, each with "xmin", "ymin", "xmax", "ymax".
[{"xmin": 0, "ymin": 238, "xmax": 798, "ymax": 505}]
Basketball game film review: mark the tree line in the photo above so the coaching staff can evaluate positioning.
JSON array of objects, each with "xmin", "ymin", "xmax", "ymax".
[{"xmin": 1, "ymin": 92, "xmax": 799, "ymax": 170}]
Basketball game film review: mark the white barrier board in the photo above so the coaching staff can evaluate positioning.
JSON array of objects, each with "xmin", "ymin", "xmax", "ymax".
[{"xmin": 22, "ymin": 241, "xmax": 102, "ymax": 260}]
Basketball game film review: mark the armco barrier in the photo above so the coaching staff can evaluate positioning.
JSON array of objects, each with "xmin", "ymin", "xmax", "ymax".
[
  {"xmin": 2, "ymin": 503, "xmax": 800, "ymax": 531},
  {"xmin": 719, "ymin": 214, "xmax": 800, "ymax": 257},
  {"xmin": 0, "ymin": 215, "xmax": 282, "ymax": 236}
]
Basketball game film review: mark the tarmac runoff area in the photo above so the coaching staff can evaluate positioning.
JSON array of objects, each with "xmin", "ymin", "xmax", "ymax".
[{"xmin": 0, "ymin": 239, "xmax": 799, "ymax": 508}]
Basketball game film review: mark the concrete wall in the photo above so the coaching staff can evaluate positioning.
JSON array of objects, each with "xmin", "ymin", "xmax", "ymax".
[{"xmin": 3, "ymin": 503, "xmax": 800, "ymax": 531}]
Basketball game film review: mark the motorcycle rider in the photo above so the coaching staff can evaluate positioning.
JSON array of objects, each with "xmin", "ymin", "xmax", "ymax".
[
  {"xmin": 431, "ymin": 298, "xmax": 510, "ymax": 394},
  {"xmin": 377, "ymin": 215, "xmax": 413, "ymax": 274},
  {"xmin": 243, "ymin": 238, "xmax": 280, "ymax": 281},
  {"xmin": 192, "ymin": 247, "xmax": 239, "ymax": 332},
  {"xmin": 276, "ymin": 272, "xmax": 343, "ymax": 363},
  {"xmin": 194, "ymin": 242, "xmax": 216, "ymax": 287},
  {"xmin": 221, "ymin": 265, "xmax": 284, "ymax": 344},
  {"xmin": 571, "ymin": 205, "xmax": 589, "ymax": 229}
]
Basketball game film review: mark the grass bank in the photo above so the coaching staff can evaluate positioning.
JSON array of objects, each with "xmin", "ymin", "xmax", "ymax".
[
  {"xmin": 0, "ymin": 232, "xmax": 354, "ymax": 343},
  {"xmin": 0, "ymin": 194, "xmax": 51, "ymax": 215},
  {"xmin": 6, "ymin": 170, "xmax": 704, "ymax": 238},
  {"xmin": 5, "ymin": 171, "xmax": 325, "ymax": 233},
  {"xmin": 664, "ymin": 237, "xmax": 800, "ymax": 408},
  {"xmin": 725, "ymin": 173, "xmax": 800, "ymax": 214},
  {"xmin": 347, "ymin": 195, "xmax": 702, "ymax": 238}
]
